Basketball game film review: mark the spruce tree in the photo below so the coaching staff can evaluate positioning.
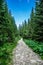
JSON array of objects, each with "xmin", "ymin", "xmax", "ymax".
[
  {"xmin": 28, "ymin": 8, "xmax": 35, "ymax": 39},
  {"xmin": 0, "ymin": 0, "xmax": 8, "ymax": 44},
  {"xmin": 34, "ymin": 0, "xmax": 43, "ymax": 41},
  {"xmin": 0, "ymin": 0, "xmax": 17, "ymax": 44}
]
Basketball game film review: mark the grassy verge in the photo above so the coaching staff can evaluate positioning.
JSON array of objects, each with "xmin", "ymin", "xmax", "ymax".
[
  {"xmin": 0, "ymin": 37, "xmax": 20, "ymax": 65},
  {"xmin": 0, "ymin": 43, "xmax": 16, "ymax": 65},
  {"xmin": 24, "ymin": 39, "xmax": 43, "ymax": 59}
]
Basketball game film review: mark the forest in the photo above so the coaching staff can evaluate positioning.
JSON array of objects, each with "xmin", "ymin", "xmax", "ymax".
[
  {"xmin": 19, "ymin": 0, "xmax": 43, "ymax": 59},
  {"xmin": 0, "ymin": 0, "xmax": 43, "ymax": 65}
]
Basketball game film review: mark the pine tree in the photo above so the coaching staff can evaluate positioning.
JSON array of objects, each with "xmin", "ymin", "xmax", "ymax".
[
  {"xmin": 19, "ymin": 24, "xmax": 22, "ymax": 36},
  {"xmin": 0, "ymin": 0, "xmax": 17, "ymax": 44},
  {"xmin": 19, "ymin": 20, "xmax": 28, "ymax": 39},
  {"xmin": 28, "ymin": 8, "xmax": 35, "ymax": 39},
  {"xmin": 34, "ymin": 0, "xmax": 43, "ymax": 41},
  {"xmin": 0, "ymin": 0, "xmax": 8, "ymax": 44}
]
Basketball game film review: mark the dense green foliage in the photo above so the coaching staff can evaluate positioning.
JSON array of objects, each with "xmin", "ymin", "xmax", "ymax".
[
  {"xmin": 24, "ymin": 39, "xmax": 43, "ymax": 59},
  {"xmin": 19, "ymin": 0, "xmax": 43, "ymax": 59},
  {"xmin": 19, "ymin": 0, "xmax": 43, "ymax": 42},
  {"xmin": 0, "ymin": 0, "xmax": 17, "ymax": 44},
  {"xmin": 0, "ymin": 0, "xmax": 18, "ymax": 65},
  {"xmin": 33, "ymin": 0, "xmax": 43, "ymax": 41},
  {"xmin": 0, "ymin": 42, "xmax": 16, "ymax": 65},
  {"xmin": 0, "ymin": 0, "xmax": 43, "ymax": 64}
]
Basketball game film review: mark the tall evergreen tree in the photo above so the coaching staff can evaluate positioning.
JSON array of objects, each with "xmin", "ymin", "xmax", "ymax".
[
  {"xmin": 0, "ymin": 0, "xmax": 8, "ymax": 44},
  {"xmin": 0, "ymin": 0, "xmax": 17, "ymax": 44},
  {"xmin": 27, "ymin": 8, "xmax": 35, "ymax": 39},
  {"xmin": 34, "ymin": 0, "xmax": 43, "ymax": 41}
]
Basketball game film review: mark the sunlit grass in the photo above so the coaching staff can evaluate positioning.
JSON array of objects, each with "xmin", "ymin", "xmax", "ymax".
[
  {"xmin": 0, "ymin": 37, "xmax": 20, "ymax": 65},
  {"xmin": 24, "ymin": 39, "xmax": 43, "ymax": 59}
]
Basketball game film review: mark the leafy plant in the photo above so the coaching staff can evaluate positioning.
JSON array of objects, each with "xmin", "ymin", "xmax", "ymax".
[{"xmin": 24, "ymin": 39, "xmax": 43, "ymax": 59}]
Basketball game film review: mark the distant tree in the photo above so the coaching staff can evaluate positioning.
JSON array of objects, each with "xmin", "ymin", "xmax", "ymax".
[
  {"xmin": 19, "ymin": 0, "xmax": 43, "ymax": 42},
  {"xmin": 19, "ymin": 20, "xmax": 28, "ymax": 39}
]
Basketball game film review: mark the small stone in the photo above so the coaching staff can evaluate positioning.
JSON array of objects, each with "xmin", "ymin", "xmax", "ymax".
[{"xmin": 13, "ymin": 39, "xmax": 43, "ymax": 65}]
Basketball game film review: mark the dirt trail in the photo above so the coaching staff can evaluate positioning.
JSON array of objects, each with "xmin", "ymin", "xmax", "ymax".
[{"xmin": 13, "ymin": 39, "xmax": 43, "ymax": 65}]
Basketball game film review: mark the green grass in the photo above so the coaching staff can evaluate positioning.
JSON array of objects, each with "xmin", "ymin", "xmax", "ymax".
[
  {"xmin": 0, "ymin": 37, "xmax": 20, "ymax": 65},
  {"xmin": 24, "ymin": 39, "xmax": 43, "ymax": 59},
  {"xmin": 0, "ymin": 42, "xmax": 16, "ymax": 65}
]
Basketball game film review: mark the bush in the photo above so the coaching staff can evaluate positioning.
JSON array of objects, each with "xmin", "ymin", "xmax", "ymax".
[
  {"xmin": 24, "ymin": 39, "xmax": 43, "ymax": 59},
  {"xmin": 0, "ymin": 42, "xmax": 17, "ymax": 65}
]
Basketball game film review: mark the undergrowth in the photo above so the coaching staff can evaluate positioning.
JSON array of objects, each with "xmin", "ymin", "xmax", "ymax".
[
  {"xmin": 0, "ymin": 37, "xmax": 20, "ymax": 65},
  {"xmin": 24, "ymin": 39, "xmax": 43, "ymax": 59}
]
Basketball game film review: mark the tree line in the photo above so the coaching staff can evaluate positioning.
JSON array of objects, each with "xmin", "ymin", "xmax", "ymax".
[
  {"xmin": 0, "ymin": 0, "xmax": 43, "ymax": 64},
  {"xmin": 0, "ymin": 0, "xmax": 18, "ymax": 65},
  {"xmin": 0, "ymin": 0, "xmax": 18, "ymax": 45},
  {"xmin": 0, "ymin": 0, "xmax": 43, "ymax": 44},
  {"xmin": 19, "ymin": 0, "xmax": 43, "ymax": 42}
]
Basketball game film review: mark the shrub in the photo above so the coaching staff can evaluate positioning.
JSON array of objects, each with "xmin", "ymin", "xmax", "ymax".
[{"xmin": 24, "ymin": 39, "xmax": 43, "ymax": 59}]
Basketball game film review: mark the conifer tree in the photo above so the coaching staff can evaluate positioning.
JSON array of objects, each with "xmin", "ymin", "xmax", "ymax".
[
  {"xmin": 0, "ymin": 0, "xmax": 17, "ymax": 44},
  {"xmin": 34, "ymin": 0, "xmax": 43, "ymax": 41},
  {"xmin": 28, "ymin": 8, "xmax": 35, "ymax": 39}
]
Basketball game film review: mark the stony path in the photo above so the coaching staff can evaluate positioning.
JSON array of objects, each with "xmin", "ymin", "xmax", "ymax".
[{"xmin": 13, "ymin": 39, "xmax": 43, "ymax": 65}]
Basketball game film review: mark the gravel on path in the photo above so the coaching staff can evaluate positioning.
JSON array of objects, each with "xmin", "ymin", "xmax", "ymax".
[{"xmin": 12, "ymin": 39, "xmax": 43, "ymax": 65}]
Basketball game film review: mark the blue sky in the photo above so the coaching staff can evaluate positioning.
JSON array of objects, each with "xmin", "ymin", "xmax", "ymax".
[{"xmin": 6, "ymin": 0, "xmax": 35, "ymax": 26}]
